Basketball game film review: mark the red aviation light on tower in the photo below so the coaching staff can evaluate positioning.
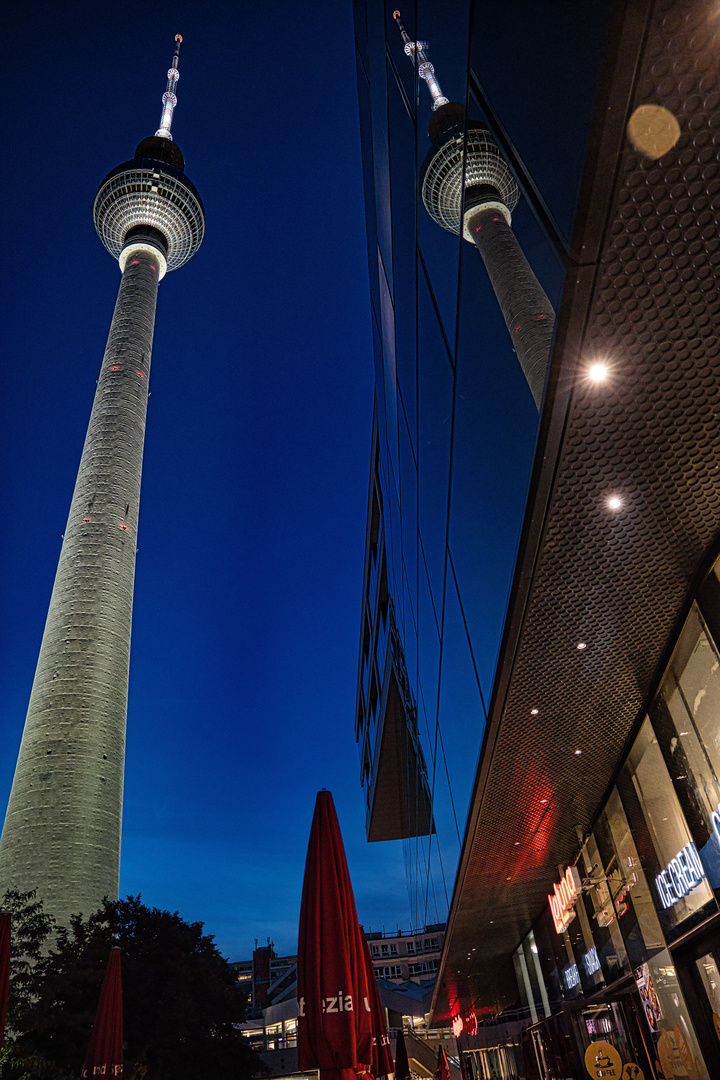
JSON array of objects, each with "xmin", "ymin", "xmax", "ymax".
[
  {"xmin": 393, "ymin": 10, "xmax": 449, "ymax": 111},
  {"xmin": 548, "ymin": 865, "xmax": 582, "ymax": 934},
  {"xmin": 155, "ymin": 34, "xmax": 183, "ymax": 140}
]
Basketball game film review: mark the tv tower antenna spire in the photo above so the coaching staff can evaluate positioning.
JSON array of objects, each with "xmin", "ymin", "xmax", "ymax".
[
  {"xmin": 156, "ymin": 34, "xmax": 183, "ymax": 140},
  {"xmin": 393, "ymin": 11, "xmax": 448, "ymax": 111}
]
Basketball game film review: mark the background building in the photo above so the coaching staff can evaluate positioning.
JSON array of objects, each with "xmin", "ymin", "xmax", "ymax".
[
  {"xmin": 353, "ymin": 0, "xmax": 720, "ymax": 1077},
  {"xmin": 231, "ymin": 941, "xmax": 297, "ymax": 1019},
  {"xmin": 366, "ymin": 922, "xmax": 444, "ymax": 984},
  {"xmin": 234, "ymin": 926, "xmax": 455, "ymax": 1080}
]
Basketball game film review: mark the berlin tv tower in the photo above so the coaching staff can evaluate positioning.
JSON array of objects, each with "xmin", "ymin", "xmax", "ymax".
[
  {"xmin": 394, "ymin": 12, "xmax": 554, "ymax": 409},
  {"xmin": 0, "ymin": 37, "xmax": 204, "ymax": 926}
]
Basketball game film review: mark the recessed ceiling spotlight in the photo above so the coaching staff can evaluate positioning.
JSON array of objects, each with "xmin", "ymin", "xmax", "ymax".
[
  {"xmin": 575, "ymin": 749, "xmax": 582, "ymax": 756},
  {"xmin": 607, "ymin": 495, "xmax": 623, "ymax": 510},
  {"xmin": 530, "ymin": 708, "xmax": 539, "ymax": 715},
  {"xmin": 514, "ymin": 841, "xmax": 521, "ymax": 846},
  {"xmin": 680, "ymin": 731, "xmax": 689, "ymax": 736},
  {"xmin": 540, "ymin": 798, "xmax": 548, "ymax": 805},
  {"xmin": 588, "ymin": 362, "xmax": 609, "ymax": 382},
  {"xmin": 506, "ymin": 875, "xmax": 511, "ymax": 880},
  {"xmin": 577, "ymin": 642, "xmax": 587, "ymax": 651}
]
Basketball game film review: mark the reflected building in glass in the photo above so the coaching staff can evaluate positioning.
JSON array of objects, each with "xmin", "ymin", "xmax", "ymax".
[{"xmin": 352, "ymin": 0, "xmax": 720, "ymax": 1076}]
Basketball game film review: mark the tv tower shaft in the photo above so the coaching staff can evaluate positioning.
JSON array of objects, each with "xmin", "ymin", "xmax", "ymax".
[
  {"xmin": 467, "ymin": 205, "xmax": 554, "ymax": 409},
  {"xmin": 0, "ymin": 34, "xmax": 204, "ymax": 927},
  {"xmin": 0, "ymin": 248, "xmax": 161, "ymax": 925}
]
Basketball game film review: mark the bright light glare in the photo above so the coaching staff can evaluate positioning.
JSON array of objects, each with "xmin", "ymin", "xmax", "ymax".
[
  {"xmin": 607, "ymin": 496, "xmax": 623, "ymax": 510},
  {"xmin": 575, "ymin": 749, "xmax": 583, "ymax": 756},
  {"xmin": 577, "ymin": 642, "xmax": 587, "ymax": 651},
  {"xmin": 589, "ymin": 362, "xmax": 609, "ymax": 382}
]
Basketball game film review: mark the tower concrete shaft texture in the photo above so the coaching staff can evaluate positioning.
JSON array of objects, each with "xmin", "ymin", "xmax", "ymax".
[{"xmin": 0, "ymin": 36, "xmax": 204, "ymax": 927}]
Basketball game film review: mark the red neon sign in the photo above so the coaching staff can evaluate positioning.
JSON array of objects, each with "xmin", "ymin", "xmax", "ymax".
[{"xmin": 548, "ymin": 866, "xmax": 582, "ymax": 934}]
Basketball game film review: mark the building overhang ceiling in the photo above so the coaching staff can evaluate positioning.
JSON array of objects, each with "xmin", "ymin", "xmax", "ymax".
[{"xmin": 433, "ymin": 0, "xmax": 720, "ymax": 1022}]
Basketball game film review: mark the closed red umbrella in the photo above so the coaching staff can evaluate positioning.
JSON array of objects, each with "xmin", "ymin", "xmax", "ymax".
[
  {"xmin": 298, "ymin": 790, "xmax": 373, "ymax": 1080},
  {"xmin": 360, "ymin": 931, "xmax": 393, "ymax": 1079},
  {"xmin": 436, "ymin": 1044, "xmax": 450, "ymax": 1080},
  {"xmin": 393, "ymin": 1027, "xmax": 411, "ymax": 1080},
  {"xmin": 81, "ymin": 945, "xmax": 123, "ymax": 1078},
  {"xmin": 0, "ymin": 911, "xmax": 10, "ymax": 1049}
]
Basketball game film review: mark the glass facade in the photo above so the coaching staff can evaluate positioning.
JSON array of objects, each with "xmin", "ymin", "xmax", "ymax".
[{"xmin": 353, "ymin": 0, "xmax": 612, "ymax": 924}]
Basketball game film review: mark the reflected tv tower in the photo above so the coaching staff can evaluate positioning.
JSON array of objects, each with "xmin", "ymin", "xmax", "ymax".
[
  {"xmin": 0, "ymin": 37, "xmax": 204, "ymax": 925},
  {"xmin": 394, "ymin": 11, "xmax": 554, "ymax": 409}
]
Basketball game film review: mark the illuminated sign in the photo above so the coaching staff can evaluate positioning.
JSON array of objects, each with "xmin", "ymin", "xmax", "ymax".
[
  {"xmin": 563, "ymin": 962, "xmax": 580, "ymax": 990},
  {"xmin": 451, "ymin": 1014, "xmax": 463, "ymax": 1037},
  {"xmin": 655, "ymin": 842, "xmax": 706, "ymax": 909},
  {"xmin": 464, "ymin": 1011, "xmax": 478, "ymax": 1036},
  {"xmin": 548, "ymin": 865, "xmax": 582, "ymax": 933},
  {"xmin": 583, "ymin": 946, "xmax": 601, "ymax": 977},
  {"xmin": 711, "ymin": 803, "xmax": 720, "ymax": 847}
]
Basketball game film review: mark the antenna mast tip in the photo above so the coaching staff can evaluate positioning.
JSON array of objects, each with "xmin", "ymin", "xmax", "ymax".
[
  {"xmin": 175, "ymin": 34, "xmax": 183, "ymax": 43},
  {"xmin": 393, "ymin": 10, "xmax": 401, "ymax": 18}
]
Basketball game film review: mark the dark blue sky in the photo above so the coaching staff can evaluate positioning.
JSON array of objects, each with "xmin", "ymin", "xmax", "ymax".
[
  {"xmin": 0, "ymin": 0, "xmax": 542, "ymax": 961},
  {"xmin": 0, "ymin": 0, "xmax": 404, "ymax": 958}
]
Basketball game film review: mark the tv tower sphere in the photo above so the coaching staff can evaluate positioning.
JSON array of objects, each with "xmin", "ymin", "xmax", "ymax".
[
  {"xmin": 420, "ymin": 122, "xmax": 520, "ymax": 236},
  {"xmin": 94, "ymin": 144, "xmax": 204, "ymax": 274},
  {"xmin": 0, "ymin": 35, "xmax": 204, "ymax": 928}
]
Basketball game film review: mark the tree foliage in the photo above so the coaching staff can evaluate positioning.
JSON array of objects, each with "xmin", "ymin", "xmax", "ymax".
[
  {"xmin": 9, "ymin": 895, "xmax": 264, "ymax": 1080},
  {"xmin": 1, "ymin": 889, "xmax": 55, "ymax": 1034}
]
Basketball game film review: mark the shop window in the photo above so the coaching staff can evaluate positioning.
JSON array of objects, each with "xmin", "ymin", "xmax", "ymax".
[
  {"xmin": 600, "ymin": 788, "xmax": 665, "ymax": 968},
  {"xmin": 651, "ymin": 604, "xmax": 720, "ymax": 889},
  {"xmin": 578, "ymin": 830, "xmax": 630, "ymax": 983},
  {"xmin": 617, "ymin": 718, "xmax": 714, "ymax": 935}
]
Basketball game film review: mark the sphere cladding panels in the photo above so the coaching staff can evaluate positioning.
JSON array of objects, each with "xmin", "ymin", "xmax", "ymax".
[
  {"xmin": 421, "ymin": 128, "xmax": 520, "ymax": 234},
  {"xmin": 435, "ymin": 0, "xmax": 720, "ymax": 1019},
  {"xmin": 93, "ymin": 163, "xmax": 205, "ymax": 272}
]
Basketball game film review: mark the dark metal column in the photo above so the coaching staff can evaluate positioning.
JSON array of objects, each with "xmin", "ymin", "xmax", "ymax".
[{"xmin": 0, "ymin": 247, "xmax": 160, "ymax": 924}]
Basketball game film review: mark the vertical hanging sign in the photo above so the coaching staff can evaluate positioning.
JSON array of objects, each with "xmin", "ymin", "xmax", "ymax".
[{"xmin": 548, "ymin": 865, "xmax": 582, "ymax": 933}]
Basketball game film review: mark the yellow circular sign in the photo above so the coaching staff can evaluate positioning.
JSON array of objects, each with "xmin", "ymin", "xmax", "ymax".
[
  {"xmin": 621, "ymin": 1065, "xmax": 644, "ymax": 1080},
  {"xmin": 585, "ymin": 1040, "xmax": 622, "ymax": 1079},
  {"xmin": 713, "ymin": 1011, "xmax": 720, "ymax": 1041}
]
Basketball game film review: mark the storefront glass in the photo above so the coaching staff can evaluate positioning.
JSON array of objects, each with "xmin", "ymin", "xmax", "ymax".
[
  {"xmin": 568, "ymin": 1001, "xmax": 647, "ymax": 1080},
  {"xmin": 577, "ymin": 829, "xmax": 630, "ymax": 984},
  {"xmin": 600, "ymin": 787, "xmax": 665, "ymax": 967},
  {"xmin": 650, "ymin": 603, "xmax": 720, "ymax": 892},
  {"xmin": 617, "ymin": 718, "xmax": 714, "ymax": 935}
]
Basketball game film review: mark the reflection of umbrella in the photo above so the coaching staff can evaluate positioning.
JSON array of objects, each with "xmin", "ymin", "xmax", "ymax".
[
  {"xmin": 393, "ymin": 1027, "xmax": 411, "ymax": 1080},
  {"xmin": 0, "ymin": 911, "xmax": 10, "ymax": 1049},
  {"xmin": 298, "ymin": 791, "xmax": 373, "ymax": 1080},
  {"xmin": 361, "ymin": 932, "xmax": 393, "ymax": 1079},
  {"xmin": 436, "ymin": 1045, "xmax": 450, "ymax": 1080},
  {"xmin": 81, "ymin": 946, "xmax": 123, "ymax": 1079}
]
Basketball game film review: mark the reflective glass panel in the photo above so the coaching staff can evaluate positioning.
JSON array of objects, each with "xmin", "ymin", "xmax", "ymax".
[
  {"xmin": 618, "ymin": 719, "xmax": 714, "ymax": 934},
  {"xmin": 652, "ymin": 604, "xmax": 720, "ymax": 891}
]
